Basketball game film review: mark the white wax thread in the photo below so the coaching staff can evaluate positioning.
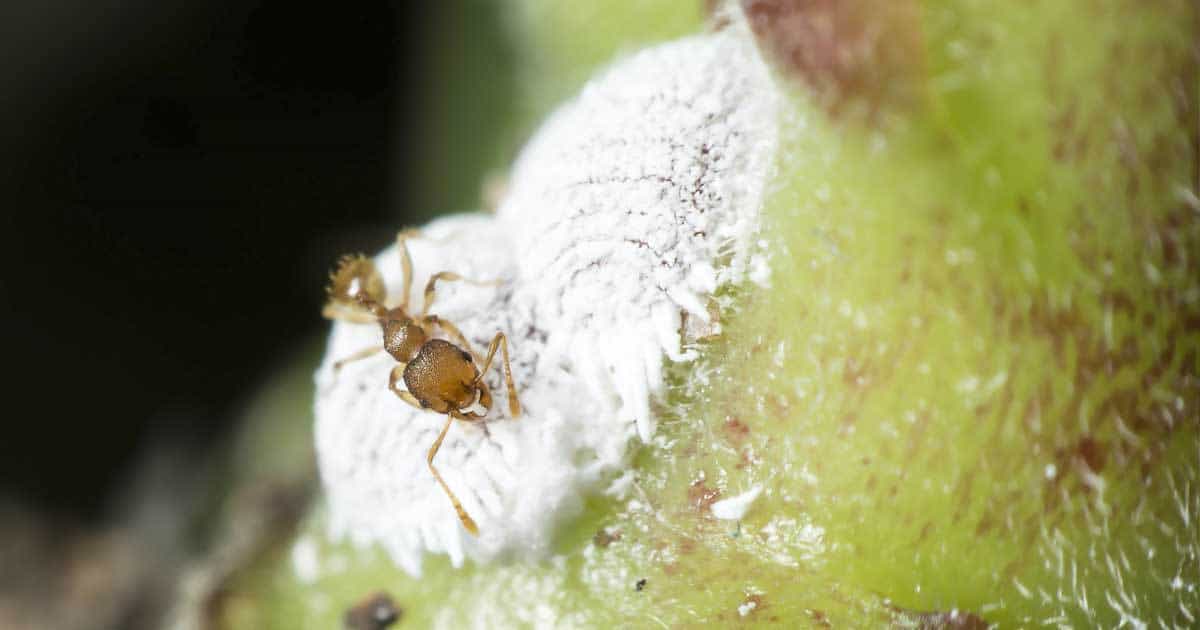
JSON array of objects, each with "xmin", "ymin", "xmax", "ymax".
[
  {"xmin": 314, "ymin": 22, "xmax": 779, "ymax": 576},
  {"xmin": 710, "ymin": 485, "xmax": 763, "ymax": 521}
]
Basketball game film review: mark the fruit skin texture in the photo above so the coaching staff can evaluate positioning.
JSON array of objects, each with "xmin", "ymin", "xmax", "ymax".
[
  {"xmin": 216, "ymin": 1, "xmax": 1198, "ymax": 628},
  {"xmin": 716, "ymin": 0, "xmax": 1198, "ymax": 626}
]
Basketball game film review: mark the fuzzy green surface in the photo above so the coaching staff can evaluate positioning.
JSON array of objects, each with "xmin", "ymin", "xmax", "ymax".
[
  {"xmin": 506, "ymin": 0, "xmax": 704, "ymax": 125},
  {"xmin": 220, "ymin": 1, "xmax": 1198, "ymax": 627},
  {"xmin": 407, "ymin": 0, "xmax": 703, "ymax": 222},
  {"xmin": 715, "ymin": 0, "xmax": 1199, "ymax": 622},
  {"xmin": 403, "ymin": 1, "xmax": 518, "ymax": 221}
]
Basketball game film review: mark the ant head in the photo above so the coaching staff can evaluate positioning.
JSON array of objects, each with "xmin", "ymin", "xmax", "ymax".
[
  {"xmin": 327, "ymin": 254, "xmax": 386, "ymax": 310},
  {"xmin": 382, "ymin": 313, "xmax": 428, "ymax": 363}
]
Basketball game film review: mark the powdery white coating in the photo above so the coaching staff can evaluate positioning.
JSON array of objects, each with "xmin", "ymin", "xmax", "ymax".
[
  {"xmin": 710, "ymin": 485, "xmax": 763, "ymax": 520},
  {"xmin": 315, "ymin": 24, "xmax": 779, "ymax": 576},
  {"xmin": 316, "ymin": 217, "xmax": 578, "ymax": 576},
  {"xmin": 500, "ymin": 24, "xmax": 779, "ymax": 441}
]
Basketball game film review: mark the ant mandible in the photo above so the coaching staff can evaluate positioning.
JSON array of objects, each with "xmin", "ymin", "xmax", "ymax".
[{"xmin": 323, "ymin": 230, "xmax": 521, "ymax": 536}]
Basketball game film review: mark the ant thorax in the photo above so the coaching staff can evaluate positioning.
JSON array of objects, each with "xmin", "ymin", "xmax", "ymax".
[{"xmin": 381, "ymin": 316, "xmax": 426, "ymax": 363}]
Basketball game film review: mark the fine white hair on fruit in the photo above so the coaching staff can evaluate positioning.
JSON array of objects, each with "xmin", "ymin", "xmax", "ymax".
[
  {"xmin": 314, "ymin": 17, "xmax": 780, "ymax": 576},
  {"xmin": 710, "ymin": 485, "xmax": 763, "ymax": 521}
]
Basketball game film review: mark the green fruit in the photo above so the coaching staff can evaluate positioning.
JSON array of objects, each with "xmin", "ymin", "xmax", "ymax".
[{"xmin": 209, "ymin": 1, "xmax": 1198, "ymax": 627}]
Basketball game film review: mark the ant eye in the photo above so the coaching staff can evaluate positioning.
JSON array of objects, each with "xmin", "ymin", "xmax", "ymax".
[
  {"xmin": 419, "ymin": 399, "xmax": 431, "ymax": 409},
  {"xmin": 459, "ymin": 349, "xmax": 472, "ymax": 363}
]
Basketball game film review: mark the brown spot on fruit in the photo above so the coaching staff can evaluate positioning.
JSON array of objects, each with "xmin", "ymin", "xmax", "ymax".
[
  {"xmin": 723, "ymin": 416, "xmax": 751, "ymax": 443},
  {"xmin": 736, "ymin": 448, "xmax": 756, "ymax": 470},
  {"xmin": 741, "ymin": 0, "xmax": 924, "ymax": 117},
  {"xmin": 343, "ymin": 591, "xmax": 401, "ymax": 630},
  {"xmin": 891, "ymin": 606, "xmax": 989, "ymax": 629},
  {"xmin": 739, "ymin": 593, "xmax": 766, "ymax": 617},
  {"xmin": 1074, "ymin": 436, "xmax": 1107, "ymax": 473},
  {"xmin": 688, "ymin": 478, "xmax": 722, "ymax": 513},
  {"xmin": 916, "ymin": 521, "xmax": 933, "ymax": 544},
  {"xmin": 842, "ymin": 356, "xmax": 871, "ymax": 388},
  {"xmin": 593, "ymin": 528, "xmax": 622, "ymax": 548},
  {"xmin": 808, "ymin": 609, "xmax": 832, "ymax": 628}
]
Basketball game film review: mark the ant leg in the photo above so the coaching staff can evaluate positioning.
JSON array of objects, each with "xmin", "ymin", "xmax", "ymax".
[
  {"xmin": 428, "ymin": 414, "xmax": 479, "ymax": 535},
  {"xmin": 388, "ymin": 367, "xmax": 481, "ymax": 529},
  {"xmin": 387, "ymin": 364, "xmax": 424, "ymax": 410},
  {"xmin": 451, "ymin": 408, "xmax": 491, "ymax": 438},
  {"xmin": 422, "ymin": 315, "xmax": 483, "ymax": 364},
  {"xmin": 396, "ymin": 229, "xmax": 420, "ymax": 310},
  {"xmin": 471, "ymin": 377, "xmax": 495, "ymax": 415},
  {"xmin": 333, "ymin": 345, "xmax": 383, "ymax": 372},
  {"xmin": 476, "ymin": 332, "xmax": 521, "ymax": 417},
  {"xmin": 421, "ymin": 272, "xmax": 500, "ymax": 317},
  {"xmin": 395, "ymin": 390, "xmax": 423, "ymax": 410}
]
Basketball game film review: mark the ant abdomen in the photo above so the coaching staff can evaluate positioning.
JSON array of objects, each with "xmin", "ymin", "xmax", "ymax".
[{"xmin": 403, "ymin": 339, "xmax": 479, "ymax": 414}]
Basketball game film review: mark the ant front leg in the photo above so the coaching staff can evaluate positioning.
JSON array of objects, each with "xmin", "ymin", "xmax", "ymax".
[
  {"xmin": 427, "ymin": 414, "xmax": 480, "ymax": 535},
  {"xmin": 387, "ymin": 364, "xmax": 424, "ymax": 410},
  {"xmin": 477, "ymin": 332, "xmax": 521, "ymax": 417},
  {"xmin": 451, "ymin": 408, "xmax": 491, "ymax": 438},
  {"xmin": 421, "ymin": 272, "xmax": 500, "ymax": 317}
]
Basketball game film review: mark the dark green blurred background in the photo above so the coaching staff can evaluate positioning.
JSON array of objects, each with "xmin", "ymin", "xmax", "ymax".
[{"xmin": 0, "ymin": 0, "xmax": 516, "ymax": 522}]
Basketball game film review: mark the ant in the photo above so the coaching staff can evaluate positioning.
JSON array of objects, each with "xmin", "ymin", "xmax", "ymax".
[{"xmin": 323, "ymin": 231, "xmax": 521, "ymax": 536}]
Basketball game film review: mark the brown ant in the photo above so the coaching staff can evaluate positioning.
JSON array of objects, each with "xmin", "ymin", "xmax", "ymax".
[{"xmin": 323, "ymin": 231, "xmax": 521, "ymax": 536}]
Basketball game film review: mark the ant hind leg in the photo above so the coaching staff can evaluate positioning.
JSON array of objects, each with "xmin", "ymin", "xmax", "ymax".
[
  {"xmin": 322, "ymin": 303, "xmax": 380, "ymax": 324},
  {"xmin": 427, "ymin": 414, "xmax": 480, "ymax": 535},
  {"xmin": 333, "ymin": 345, "xmax": 383, "ymax": 372}
]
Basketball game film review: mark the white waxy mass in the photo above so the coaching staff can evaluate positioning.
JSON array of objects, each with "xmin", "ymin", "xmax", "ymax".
[{"xmin": 314, "ymin": 21, "xmax": 780, "ymax": 576}]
